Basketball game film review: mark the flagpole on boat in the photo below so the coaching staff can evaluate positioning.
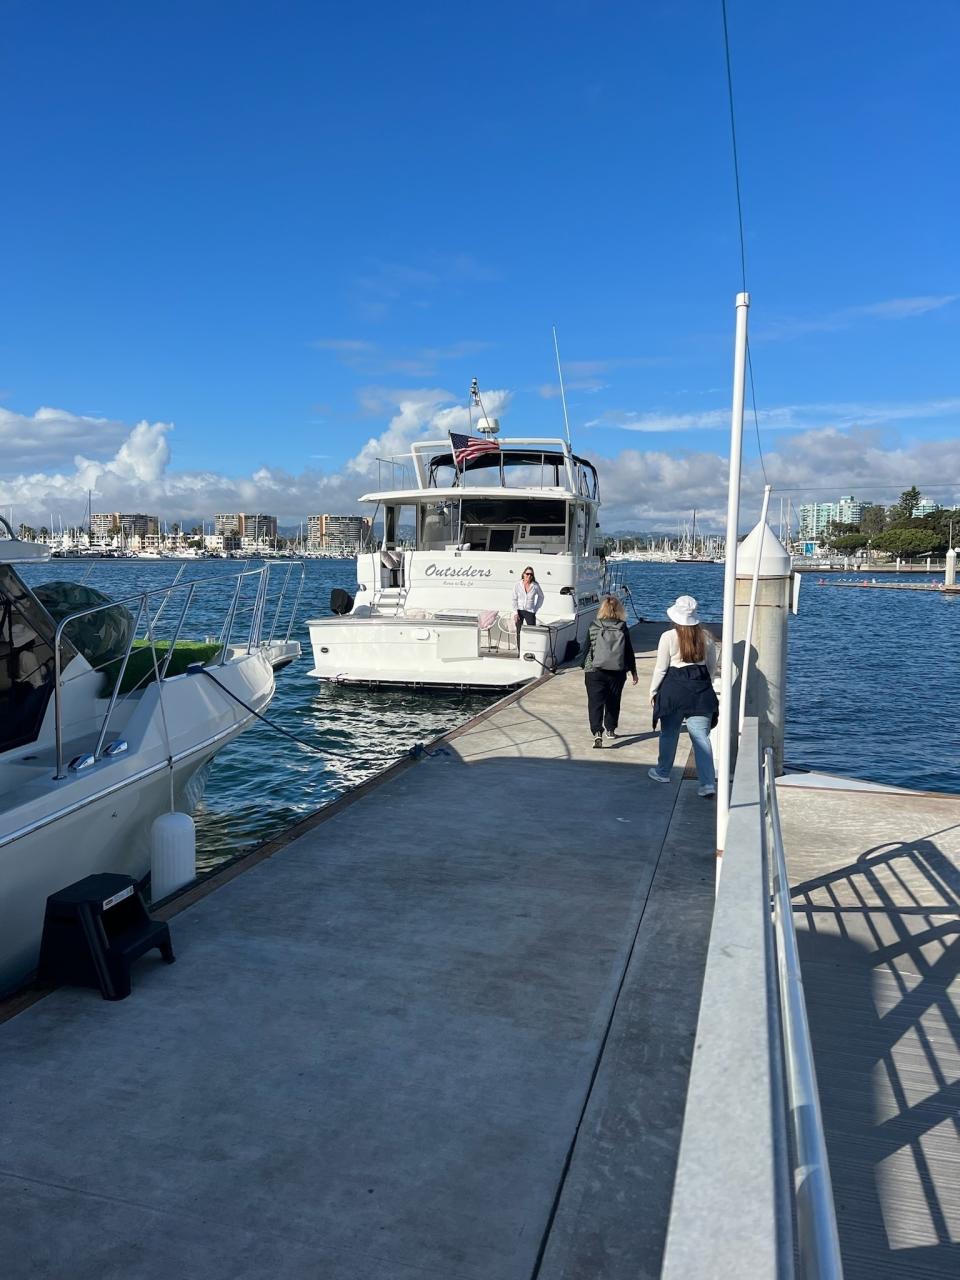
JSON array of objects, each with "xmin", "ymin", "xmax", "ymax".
[{"xmin": 716, "ymin": 290, "xmax": 750, "ymax": 868}]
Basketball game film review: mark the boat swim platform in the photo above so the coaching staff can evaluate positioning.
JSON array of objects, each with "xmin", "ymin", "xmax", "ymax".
[{"xmin": 0, "ymin": 623, "xmax": 957, "ymax": 1278}]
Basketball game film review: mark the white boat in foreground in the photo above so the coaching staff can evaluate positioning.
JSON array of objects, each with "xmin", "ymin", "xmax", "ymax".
[
  {"xmin": 306, "ymin": 400, "xmax": 607, "ymax": 689},
  {"xmin": 0, "ymin": 524, "xmax": 303, "ymax": 994}
]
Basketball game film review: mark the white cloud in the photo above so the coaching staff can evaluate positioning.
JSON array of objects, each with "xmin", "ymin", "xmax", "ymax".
[
  {"xmin": 597, "ymin": 426, "xmax": 960, "ymax": 529},
  {"xmin": 538, "ymin": 378, "xmax": 609, "ymax": 398},
  {"xmin": 309, "ymin": 338, "xmax": 376, "ymax": 353},
  {"xmin": 853, "ymin": 295, "xmax": 959, "ymax": 320},
  {"xmin": 588, "ymin": 396, "xmax": 960, "ymax": 435},
  {"xmin": 310, "ymin": 336, "xmax": 490, "ymax": 378},
  {"xmin": 0, "ymin": 406, "xmax": 130, "ymax": 470},
  {"xmin": 3, "ymin": 397, "xmax": 958, "ymax": 535},
  {"xmin": 0, "ymin": 391, "xmax": 511, "ymax": 528},
  {"xmin": 758, "ymin": 294, "xmax": 959, "ymax": 341},
  {"xmin": 347, "ymin": 387, "xmax": 511, "ymax": 481}
]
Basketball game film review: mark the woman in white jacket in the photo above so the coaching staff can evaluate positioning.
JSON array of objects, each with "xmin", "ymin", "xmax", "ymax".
[
  {"xmin": 648, "ymin": 594, "xmax": 719, "ymax": 797},
  {"xmin": 512, "ymin": 566, "xmax": 544, "ymax": 648}
]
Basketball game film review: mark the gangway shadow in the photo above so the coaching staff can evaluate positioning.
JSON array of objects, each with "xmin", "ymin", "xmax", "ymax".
[{"xmin": 791, "ymin": 834, "xmax": 960, "ymax": 1278}]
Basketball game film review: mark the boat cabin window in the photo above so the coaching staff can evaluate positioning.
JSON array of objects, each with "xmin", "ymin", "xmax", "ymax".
[
  {"xmin": 456, "ymin": 498, "xmax": 567, "ymax": 554},
  {"xmin": 0, "ymin": 565, "xmax": 67, "ymax": 753}
]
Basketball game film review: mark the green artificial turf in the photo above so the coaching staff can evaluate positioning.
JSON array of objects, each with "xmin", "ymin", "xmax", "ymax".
[{"xmin": 100, "ymin": 639, "xmax": 223, "ymax": 696}]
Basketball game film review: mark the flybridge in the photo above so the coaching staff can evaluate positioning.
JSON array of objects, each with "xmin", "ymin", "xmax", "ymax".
[{"xmin": 400, "ymin": 437, "xmax": 599, "ymax": 499}]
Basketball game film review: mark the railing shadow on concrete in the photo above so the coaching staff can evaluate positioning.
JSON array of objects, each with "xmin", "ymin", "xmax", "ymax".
[
  {"xmin": 790, "ymin": 836, "xmax": 960, "ymax": 1277},
  {"xmin": 660, "ymin": 718, "xmax": 843, "ymax": 1280}
]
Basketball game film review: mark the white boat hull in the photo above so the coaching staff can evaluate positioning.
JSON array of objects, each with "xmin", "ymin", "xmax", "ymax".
[
  {"xmin": 307, "ymin": 613, "xmax": 592, "ymax": 689},
  {"xmin": 0, "ymin": 651, "xmax": 276, "ymax": 995}
]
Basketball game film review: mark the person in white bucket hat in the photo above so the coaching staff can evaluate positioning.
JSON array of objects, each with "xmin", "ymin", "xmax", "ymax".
[{"xmin": 648, "ymin": 595, "xmax": 720, "ymax": 797}]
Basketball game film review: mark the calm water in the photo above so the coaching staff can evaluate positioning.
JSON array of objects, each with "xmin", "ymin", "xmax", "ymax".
[{"xmin": 19, "ymin": 557, "xmax": 960, "ymax": 870}]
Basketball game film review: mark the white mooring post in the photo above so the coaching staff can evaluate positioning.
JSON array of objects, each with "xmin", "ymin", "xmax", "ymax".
[
  {"xmin": 716, "ymin": 291, "xmax": 750, "ymax": 861},
  {"xmin": 946, "ymin": 547, "xmax": 957, "ymax": 587},
  {"xmin": 733, "ymin": 520, "xmax": 792, "ymax": 773}
]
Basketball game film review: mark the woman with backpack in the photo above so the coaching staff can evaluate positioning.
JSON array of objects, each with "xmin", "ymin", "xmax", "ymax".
[
  {"xmin": 582, "ymin": 596, "xmax": 637, "ymax": 748},
  {"xmin": 648, "ymin": 594, "xmax": 719, "ymax": 797}
]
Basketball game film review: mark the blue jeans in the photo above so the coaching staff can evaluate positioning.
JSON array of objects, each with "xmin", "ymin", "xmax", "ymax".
[{"xmin": 655, "ymin": 712, "xmax": 716, "ymax": 786}]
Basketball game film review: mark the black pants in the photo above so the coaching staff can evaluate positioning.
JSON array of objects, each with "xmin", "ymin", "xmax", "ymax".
[
  {"xmin": 515, "ymin": 608, "xmax": 537, "ymax": 647},
  {"xmin": 585, "ymin": 670, "xmax": 627, "ymax": 735}
]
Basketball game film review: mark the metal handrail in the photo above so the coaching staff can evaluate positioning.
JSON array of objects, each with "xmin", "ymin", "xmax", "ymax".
[
  {"xmin": 662, "ymin": 720, "xmax": 843, "ymax": 1278},
  {"xmin": 764, "ymin": 747, "xmax": 844, "ymax": 1279}
]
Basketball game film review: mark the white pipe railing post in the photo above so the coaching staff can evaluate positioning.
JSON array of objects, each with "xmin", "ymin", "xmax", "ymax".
[
  {"xmin": 716, "ymin": 291, "xmax": 751, "ymax": 860},
  {"xmin": 738, "ymin": 484, "xmax": 773, "ymax": 736}
]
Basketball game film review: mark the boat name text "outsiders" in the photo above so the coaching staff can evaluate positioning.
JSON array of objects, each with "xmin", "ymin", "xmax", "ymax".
[{"xmin": 423, "ymin": 563, "xmax": 493, "ymax": 579}]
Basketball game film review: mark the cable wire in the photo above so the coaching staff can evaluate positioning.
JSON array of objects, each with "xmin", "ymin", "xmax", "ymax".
[
  {"xmin": 721, "ymin": 0, "xmax": 748, "ymax": 294},
  {"xmin": 722, "ymin": 0, "xmax": 770, "ymax": 490},
  {"xmin": 747, "ymin": 341, "xmax": 768, "ymax": 483}
]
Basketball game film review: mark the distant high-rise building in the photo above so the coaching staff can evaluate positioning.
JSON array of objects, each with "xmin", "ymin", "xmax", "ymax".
[
  {"xmin": 214, "ymin": 513, "xmax": 241, "ymax": 536},
  {"xmin": 835, "ymin": 495, "xmax": 864, "ymax": 525},
  {"xmin": 798, "ymin": 495, "xmax": 865, "ymax": 540},
  {"xmin": 913, "ymin": 497, "xmax": 941, "ymax": 518},
  {"xmin": 238, "ymin": 513, "xmax": 278, "ymax": 543},
  {"xmin": 91, "ymin": 512, "xmax": 159, "ymax": 543},
  {"xmin": 90, "ymin": 513, "xmax": 118, "ymax": 541},
  {"xmin": 797, "ymin": 502, "xmax": 834, "ymax": 540},
  {"xmin": 307, "ymin": 514, "xmax": 370, "ymax": 552}
]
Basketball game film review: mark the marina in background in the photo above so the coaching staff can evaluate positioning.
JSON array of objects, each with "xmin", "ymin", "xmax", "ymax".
[{"xmin": 14, "ymin": 554, "xmax": 959, "ymax": 883}]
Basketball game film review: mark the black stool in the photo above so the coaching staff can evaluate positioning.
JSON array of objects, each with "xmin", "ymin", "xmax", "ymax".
[{"xmin": 38, "ymin": 873, "xmax": 175, "ymax": 1001}]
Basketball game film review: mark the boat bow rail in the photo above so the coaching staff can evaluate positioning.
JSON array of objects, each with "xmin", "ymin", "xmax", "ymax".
[
  {"xmin": 662, "ymin": 718, "xmax": 843, "ymax": 1279},
  {"xmin": 48, "ymin": 562, "xmax": 303, "ymax": 780}
]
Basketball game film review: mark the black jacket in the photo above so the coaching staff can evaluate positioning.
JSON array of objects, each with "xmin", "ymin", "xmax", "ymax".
[{"xmin": 652, "ymin": 663, "xmax": 719, "ymax": 730}]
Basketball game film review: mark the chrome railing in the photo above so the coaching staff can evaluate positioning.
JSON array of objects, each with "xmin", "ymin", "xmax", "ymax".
[
  {"xmin": 764, "ymin": 745, "xmax": 843, "ymax": 1279},
  {"xmin": 50, "ymin": 562, "xmax": 303, "ymax": 780},
  {"xmin": 661, "ymin": 719, "xmax": 843, "ymax": 1279}
]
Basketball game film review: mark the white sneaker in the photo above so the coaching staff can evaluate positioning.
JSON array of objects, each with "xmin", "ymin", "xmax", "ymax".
[
  {"xmin": 648, "ymin": 768, "xmax": 671, "ymax": 783},
  {"xmin": 698, "ymin": 784, "xmax": 716, "ymax": 798}
]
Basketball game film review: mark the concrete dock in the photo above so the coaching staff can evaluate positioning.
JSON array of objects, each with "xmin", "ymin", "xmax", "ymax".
[
  {"xmin": 0, "ymin": 625, "xmax": 716, "ymax": 1280},
  {"xmin": 1, "ymin": 623, "xmax": 957, "ymax": 1278}
]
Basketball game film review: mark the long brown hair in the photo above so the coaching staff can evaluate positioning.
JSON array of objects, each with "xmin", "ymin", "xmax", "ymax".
[{"xmin": 675, "ymin": 623, "xmax": 705, "ymax": 663}]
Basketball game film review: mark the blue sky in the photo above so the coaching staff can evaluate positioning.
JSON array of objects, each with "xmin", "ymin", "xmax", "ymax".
[{"xmin": 2, "ymin": 0, "xmax": 958, "ymax": 530}]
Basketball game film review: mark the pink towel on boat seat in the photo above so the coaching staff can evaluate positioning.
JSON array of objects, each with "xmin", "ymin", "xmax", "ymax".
[{"xmin": 478, "ymin": 610, "xmax": 498, "ymax": 630}]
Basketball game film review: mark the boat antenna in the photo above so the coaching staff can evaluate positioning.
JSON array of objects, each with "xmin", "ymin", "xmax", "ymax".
[
  {"xmin": 470, "ymin": 378, "xmax": 498, "ymax": 437},
  {"xmin": 552, "ymin": 325, "xmax": 572, "ymax": 449}
]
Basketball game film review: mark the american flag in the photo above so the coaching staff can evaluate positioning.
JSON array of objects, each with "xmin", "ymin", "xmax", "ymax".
[{"xmin": 450, "ymin": 431, "xmax": 500, "ymax": 468}]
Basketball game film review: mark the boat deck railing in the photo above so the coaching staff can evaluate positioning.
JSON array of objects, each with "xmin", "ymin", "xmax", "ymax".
[
  {"xmin": 51, "ymin": 561, "xmax": 304, "ymax": 780},
  {"xmin": 661, "ymin": 717, "xmax": 843, "ymax": 1279}
]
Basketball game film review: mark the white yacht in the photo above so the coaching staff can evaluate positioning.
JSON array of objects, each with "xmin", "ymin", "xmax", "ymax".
[
  {"xmin": 0, "ymin": 524, "xmax": 302, "ymax": 994},
  {"xmin": 306, "ymin": 400, "xmax": 607, "ymax": 689}
]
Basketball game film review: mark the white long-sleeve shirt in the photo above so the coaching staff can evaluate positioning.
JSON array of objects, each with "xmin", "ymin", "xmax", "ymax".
[
  {"xmin": 512, "ymin": 580, "xmax": 544, "ymax": 614},
  {"xmin": 649, "ymin": 628, "xmax": 719, "ymax": 696}
]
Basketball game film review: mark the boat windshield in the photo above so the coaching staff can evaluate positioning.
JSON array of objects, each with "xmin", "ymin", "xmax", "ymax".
[
  {"xmin": 426, "ymin": 449, "xmax": 598, "ymax": 498},
  {"xmin": 419, "ymin": 497, "xmax": 568, "ymax": 553},
  {"xmin": 0, "ymin": 566, "xmax": 75, "ymax": 753}
]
